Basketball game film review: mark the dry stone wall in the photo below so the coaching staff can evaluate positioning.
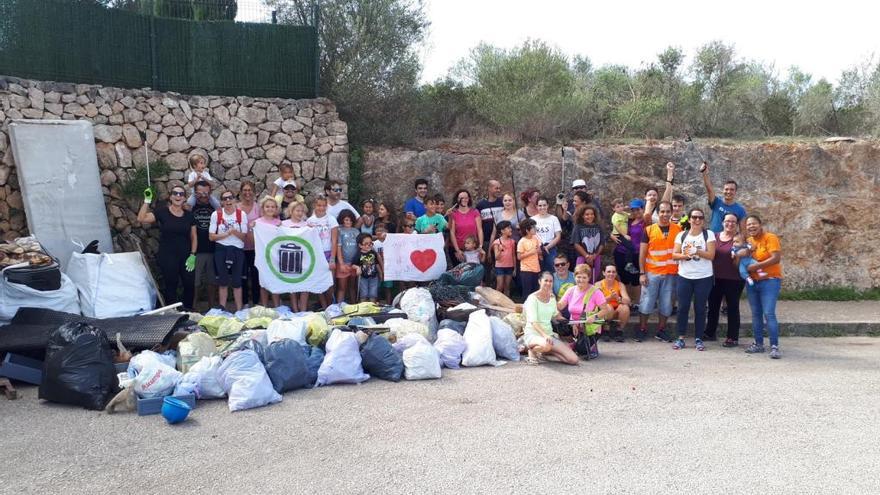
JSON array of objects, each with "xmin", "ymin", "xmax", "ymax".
[
  {"xmin": 0, "ymin": 75, "xmax": 349, "ymax": 255},
  {"xmin": 362, "ymin": 140, "xmax": 880, "ymax": 290}
]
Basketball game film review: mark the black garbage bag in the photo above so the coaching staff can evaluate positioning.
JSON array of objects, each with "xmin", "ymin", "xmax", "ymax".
[
  {"xmin": 360, "ymin": 334, "xmax": 403, "ymax": 382},
  {"xmin": 230, "ymin": 338, "xmax": 265, "ymax": 362},
  {"xmin": 39, "ymin": 322, "xmax": 119, "ymax": 410},
  {"xmin": 303, "ymin": 344, "xmax": 325, "ymax": 388},
  {"xmin": 437, "ymin": 263, "xmax": 484, "ymax": 288},
  {"xmin": 264, "ymin": 339, "xmax": 311, "ymax": 393},
  {"xmin": 439, "ymin": 319, "xmax": 467, "ymax": 335}
]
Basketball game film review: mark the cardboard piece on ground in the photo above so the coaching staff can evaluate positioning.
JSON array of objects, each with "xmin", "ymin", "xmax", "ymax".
[{"xmin": 7, "ymin": 120, "xmax": 113, "ymax": 270}]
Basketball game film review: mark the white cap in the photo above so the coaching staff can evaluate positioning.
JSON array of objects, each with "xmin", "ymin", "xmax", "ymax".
[
  {"xmin": 571, "ymin": 179, "xmax": 587, "ymax": 188},
  {"xmin": 282, "ymin": 180, "xmax": 298, "ymax": 189}
]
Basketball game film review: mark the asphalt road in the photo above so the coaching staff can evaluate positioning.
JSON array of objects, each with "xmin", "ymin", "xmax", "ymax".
[{"xmin": 2, "ymin": 336, "xmax": 878, "ymax": 494}]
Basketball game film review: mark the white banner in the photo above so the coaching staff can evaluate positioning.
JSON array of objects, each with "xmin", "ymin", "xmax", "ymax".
[
  {"xmin": 382, "ymin": 233, "xmax": 447, "ymax": 282},
  {"xmin": 254, "ymin": 223, "xmax": 333, "ymax": 294}
]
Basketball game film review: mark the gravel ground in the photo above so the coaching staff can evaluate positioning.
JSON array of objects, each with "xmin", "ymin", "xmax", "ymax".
[{"xmin": 2, "ymin": 336, "xmax": 879, "ymax": 494}]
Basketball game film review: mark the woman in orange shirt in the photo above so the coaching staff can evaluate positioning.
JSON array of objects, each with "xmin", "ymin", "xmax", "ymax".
[
  {"xmin": 598, "ymin": 264, "xmax": 631, "ymax": 342},
  {"xmin": 741, "ymin": 215, "xmax": 783, "ymax": 359}
]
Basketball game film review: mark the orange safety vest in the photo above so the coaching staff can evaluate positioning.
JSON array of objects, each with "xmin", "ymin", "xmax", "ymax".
[{"xmin": 644, "ymin": 223, "xmax": 681, "ymax": 275}]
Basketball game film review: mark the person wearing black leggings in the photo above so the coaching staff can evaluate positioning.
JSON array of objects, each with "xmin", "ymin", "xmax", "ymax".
[
  {"xmin": 137, "ymin": 185, "xmax": 197, "ymax": 309},
  {"xmin": 706, "ymin": 213, "xmax": 747, "ymax": 346}
]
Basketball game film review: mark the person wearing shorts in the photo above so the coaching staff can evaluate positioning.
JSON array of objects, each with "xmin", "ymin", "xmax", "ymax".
[
  {"xmin": 637, "ymin": 201, "xmax": 681, "ymax": 343},
  {"xmin": 209, "ymin": 191, "xmax": 248, "ymax": 311}
]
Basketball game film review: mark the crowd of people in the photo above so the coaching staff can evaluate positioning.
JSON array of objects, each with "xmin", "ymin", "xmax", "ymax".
[{"xmin": 137, "ymin": 154, "xmax": 784, "ymax": 360}]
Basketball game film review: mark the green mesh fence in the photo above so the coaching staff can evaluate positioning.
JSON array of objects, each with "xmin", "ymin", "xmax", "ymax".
[{"xmin": 0, "ymin": 0, "xmax": 318, "ymax": 99}]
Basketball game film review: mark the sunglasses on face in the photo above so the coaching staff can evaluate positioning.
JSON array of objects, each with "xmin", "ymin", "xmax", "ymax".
[
  {"xmin": 554, "ymin": 263, "xmax": 567, "ymax": 267},
  {"xmin": 170, "ymin": 191, "xmax": 186, "ymax": 197},
  {"xmin": 690, "ymin": 215, "xmax": 705, "ymax": 220},
  {"xmin": 222, "ymin": 196, "xmax": 235, "ymax": 201},
  {"xmin": 404, "ymin": 224, "xmax": 414, "ymax": 228},
  {"xmin": 196, "ymin": 192, "xmax": 209, "ymax": 197}
]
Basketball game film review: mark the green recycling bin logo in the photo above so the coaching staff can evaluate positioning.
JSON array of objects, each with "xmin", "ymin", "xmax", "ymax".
[{"xmin": 264, "ymin": 235, "xmax": 317, "ymax": 284}]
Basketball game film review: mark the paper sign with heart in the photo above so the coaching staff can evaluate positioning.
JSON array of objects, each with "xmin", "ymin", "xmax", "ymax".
[{"xmin": 409, "ymin": 249, "xmax": 437, "ymax": 272}]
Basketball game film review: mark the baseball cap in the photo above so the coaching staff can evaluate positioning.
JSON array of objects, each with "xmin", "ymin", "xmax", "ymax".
[
  {"xmin": 629, "ymin": 198, "xmax": 645, "ymax": 209},
  {"xmin": 282, "ymin": 180, "xmax": 297, "ymax": 190},
  {"xmin": 571, "ymin": 179, "xmax": 587, "ymax": 188}
]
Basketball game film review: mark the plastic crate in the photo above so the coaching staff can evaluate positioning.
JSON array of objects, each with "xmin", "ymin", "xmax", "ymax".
[
  {"xmin": 136, "ymin": 394, "xmax": 196, "ymax": 416},
  {"xmin": 0, "ymin": 353, "xmax": 43, "ymax": 385}
]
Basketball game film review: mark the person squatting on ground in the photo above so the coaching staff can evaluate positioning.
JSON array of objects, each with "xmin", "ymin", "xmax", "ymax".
[
  {"xmin": 670, "ymin": 208, "xmax": 716, "ymax": 351},
  {"xmin": 523, "ymin": 272, "xmax": 580, "ymax": 366},
  {"xmin": 557, "ymin": 263, "xmax": 612, "ymax": 358},
  {"xmin": 598, "ymin": 265, "xmax": 632, "ymax": 342},
  {"xmin": 137, "ymin": 185, "xmax": 197, "ymax": 309}
]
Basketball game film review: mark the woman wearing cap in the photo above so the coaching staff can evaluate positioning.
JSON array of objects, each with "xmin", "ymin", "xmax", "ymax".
[
  {"xmin": 137, "ymin": 185, "xmax": 197, "ymax": 309},
  {"xmin": 742, "ymin": 215, "xmax": 784, "ymax": 359},
  {"xmin": 611, "ymin": 199, "xmax": 646, "ymax": 303}
]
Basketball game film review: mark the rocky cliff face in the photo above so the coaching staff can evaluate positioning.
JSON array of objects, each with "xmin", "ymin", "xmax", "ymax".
[{"xmin": 363, "ymin": 140, "xmax": 880, "ymax": 290}]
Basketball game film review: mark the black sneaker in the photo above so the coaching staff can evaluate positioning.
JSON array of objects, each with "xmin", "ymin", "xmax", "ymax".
[
  {"xmin": 654, "ymin": 328, "xmax": 673, "ymax": 342},
  {"xmin": 634, "ymin": 328, "xmax": 647, "ymax": 342},
  {"xmin": 614, "ymin": 329, "xmax": 625, "ymax": 342},
  {"xmin": 602, "ymin": 325, "xmax": 611, "ymax": 342}
]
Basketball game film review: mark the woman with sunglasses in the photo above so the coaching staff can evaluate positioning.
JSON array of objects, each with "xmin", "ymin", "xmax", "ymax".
[
  {"xmin": 137, "ymin": 185, "xmax": 197, "ymax": 309},
  {"xmin": 209, "ymin": 190, "xmax": 249, "ymax": 311},
  {"xmin": 670, "ymin": 208, "xmax": 716, "ymax": 351}
]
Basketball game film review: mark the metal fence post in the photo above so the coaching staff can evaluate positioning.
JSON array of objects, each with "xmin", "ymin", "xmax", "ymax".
[
  {"xmin": 149, "ymin": 9, "xmax": 159, "ymax": 90},
  {"xmin": 312, "ymin": 2, "xmax": 320, "ymax": 97}
]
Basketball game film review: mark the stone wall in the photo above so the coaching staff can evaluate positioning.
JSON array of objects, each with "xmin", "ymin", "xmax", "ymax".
[
  {"xmin": 0, "ymin": 75, "xmax": 349, "ymax": 255},
  {"xmin": 362, "ymin": 140, "xmax": 880, "ymax": 290}
]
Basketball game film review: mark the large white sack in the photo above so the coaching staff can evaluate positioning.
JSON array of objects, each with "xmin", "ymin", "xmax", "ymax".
[
  {"xmin": 399, "ymin": 288, "xmax": 438, "ymax": 338},
  {"xmin": 175, "ymin": 356, "xmax": 226, "ymax": 399},
  {"xmin": 133, "ymin": 361, "xmax": 182, "ymax": 399},
  {"xmin": 177, "ymin": 332, "xmax": 216, "ymax": 373},
  {"xmin": 0, "ymin": 267, "xmax": 80, "ymax": 324},
  {"xmin": 461, "ymin": 310, "xmax": 502, "ymax": 367},
  {"xmin": 66, "ymin": 252, "xmax": 156, "ymax": 318},
  {"xmin": 489, "ymin": 316, "xmax": 521, "ymax": 361},
  {"xmin": 219, "ymin": 349, "xmax": 282, "ymax": 412},
  {"xmin": 266, "ymin": 319, "xmax": 307, "ymax": 345},
  {"xmin": 385, "ymin": 318, "xmax": 430, "ymax": 342},
  {"xmin": 434, "ymin": 328, "xmax": 467, "ymax": 369},
  {"xmin": 403, "ymin": 339, "xmax": 442, "ymax": 380},
  {"xmin": 316, "ymin": 329, "xmax": 370, "ymax": 386}
]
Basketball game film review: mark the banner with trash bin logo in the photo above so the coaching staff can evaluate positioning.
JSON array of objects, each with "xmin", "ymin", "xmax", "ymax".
[
  {"xmin": 382, "ymin": 233, "xmax": 447, "ymax": 282},
  {"xmin": 254, "ymin": 223, "xmax": 333, "ymax": 294}
]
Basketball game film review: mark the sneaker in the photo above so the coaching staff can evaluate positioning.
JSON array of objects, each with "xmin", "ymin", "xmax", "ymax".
[
  {"xmin": 672, "ymin": 338, "xmax": 686, "ymax": 350},
  {"xmin": 635, "ymin": 328, "xmax": 647, "ymax": 342},
  {"xmin": 721, "ymin": 306, "xmax": 728, "ymax": 316},
  {"xmin": 602, "ymin": 325, "xmax": 611, "ymax": 342},
  {"xmin": 769, "ymin": 346, "xmax": 781, "ymax": 359},
  {"xmin": 614, "ymin": 329, "xmax": 625, "ymax": 342},
  {"xmin": 745, "ymin": 343, "xmax": 765, "ymax": 354},
  {"xmin": 695, "ymin": 338, "xmax": 705, "ymax": 351},
  {"xmin": 655, "ymin": 328, "xmax": 673, "ymax": 342},
  {"xmin": 701, "ymin": 334, "xmax": 717, "ymax": 342},
  {"xmin": 722, "ymin": 338, "xmax": 739, "ymax": 348}
]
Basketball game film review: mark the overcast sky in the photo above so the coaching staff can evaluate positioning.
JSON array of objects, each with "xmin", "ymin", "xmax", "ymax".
[{"xmin": 419, "ymin": 0, "xmax": 879, "ymax": 84}]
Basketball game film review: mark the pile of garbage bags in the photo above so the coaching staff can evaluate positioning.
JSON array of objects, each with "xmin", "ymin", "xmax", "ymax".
[{"xmin": 36, "ymin": 288, "xmax": 528, "ymax": 414}]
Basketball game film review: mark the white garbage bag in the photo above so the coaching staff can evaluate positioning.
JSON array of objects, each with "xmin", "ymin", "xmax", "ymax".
[
  {"xmin": 434, "ymin": 328, "xmax": 467, "ymax": 369},
  {"xmin": 461, "ymin": 310, "xmax": 502, "ymax": 367},
  {"xmin": 399, "ymin": 288, "xmax": 438, "ymax": 338},
  {"xmin": 0, "ymin": 267, "xmax": 80, "ymax": 324},
  {"xmin": 175, "ymin": 355, "xmax": 225, "ymax": 399},
  {"xmin": 316, "ymin": 329, "xmax": 370, "ymax": 386},
  {"xmin": 177, "ymin": 332, "xmax": 216, "ymax": 373},
  {"xmin": 403, "ymin": 338, "xmax": 442, "ymax": 380},
  {"xmin": 66, "ymin": 251, "xmax": 157, "ymax": 318},
  {"xmin": 133, "ymin": 361, "xmax": 182, "ymax": 399},
  {"xmin": 219, "ymin": 349, "xmax": 282, "ymax": 412},
  {"xmin": 490, "ymin": 316, "xmax": 521, "ymax": 361},
  {"xmin": 266, "ymin": 319, "xmax": 307, "ymax": 345}
]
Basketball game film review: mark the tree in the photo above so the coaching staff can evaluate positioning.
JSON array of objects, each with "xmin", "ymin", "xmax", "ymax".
[{"xmin": 269, "ymin": 0, "xmax": 429, "ymax": 143}]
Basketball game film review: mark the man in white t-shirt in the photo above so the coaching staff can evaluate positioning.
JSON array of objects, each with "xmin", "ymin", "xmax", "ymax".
[
  {"xmin": 324, "ymin": 180, "xmax": 360, "ymax": 220},
  {"xmin": 208, "ymin": 191, "xmax": 249, "ymax": 312}
]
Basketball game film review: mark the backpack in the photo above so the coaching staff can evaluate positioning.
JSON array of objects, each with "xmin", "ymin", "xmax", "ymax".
[
  {"xmin": 678, "ymin": 229, "xmax": 708, "ymax": 246},
  {"xmin": 215, "ymin": 208, "xmax": 243, "ymax": 234}
]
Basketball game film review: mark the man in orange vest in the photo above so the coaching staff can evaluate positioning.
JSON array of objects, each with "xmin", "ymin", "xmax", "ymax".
[{"xmin": 637, "ymin": 200, "xmax": 681, "ymax": 342}]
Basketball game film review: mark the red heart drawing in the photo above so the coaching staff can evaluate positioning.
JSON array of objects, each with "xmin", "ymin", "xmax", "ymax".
[{"xmin": 410, "ymin": 249, "xmax": 437, "ymax": 272}]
